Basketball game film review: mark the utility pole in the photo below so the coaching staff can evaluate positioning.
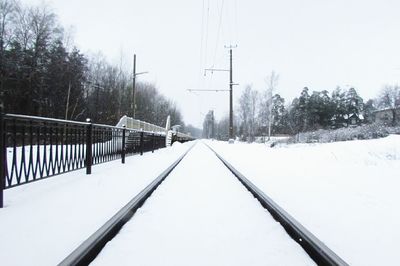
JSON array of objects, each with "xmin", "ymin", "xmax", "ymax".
[
  {"xmin": 132, "ymin": 54, "xmax": 136, "ymax": 118},
  {"xmin": 95, "ymin": 83, "xmax": 100, "ymax": 122},
  {"xmin": 132, "ymin": 54, "xmax": 149, "ymax": 119},
  {"xmin": 65, "ymin": 81, "xmax": 71, "ymax": 120},
  {"xmin": 202, "ymin": 45, "xmax": 237, "ymax": 140},
  {"xmin": 228, "ymin": 47, "xmax": 234, "ymax": 139},
  {"xmin": 85, "ymin": 81, "xmax": 104, "ymax": 123}
]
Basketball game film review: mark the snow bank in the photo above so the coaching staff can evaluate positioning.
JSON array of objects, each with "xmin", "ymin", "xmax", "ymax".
[{"xmin": 207, "ymin": 136, "xmax": 400, "ymax": 265}]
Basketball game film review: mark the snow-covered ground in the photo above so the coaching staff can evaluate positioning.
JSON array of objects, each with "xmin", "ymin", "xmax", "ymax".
[
  {"xmin": 91, "ymin": 142, "xmax": 315, "ymax": 266},
  {"xmin": 0, "ymin": 142, "xmax": 191, "ymax": 266},
  {"xmin": 207, "ymin": 135, "xmax": 400, "ymax": 265},
  {"xmin": 2, "ymin": 136, "xmax": 398, "ymax": 265}
]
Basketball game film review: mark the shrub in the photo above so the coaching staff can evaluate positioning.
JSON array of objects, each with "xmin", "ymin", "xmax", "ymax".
[{"xmin": 273, "ymin": 124, "xmax": 400, "ymax": 146}]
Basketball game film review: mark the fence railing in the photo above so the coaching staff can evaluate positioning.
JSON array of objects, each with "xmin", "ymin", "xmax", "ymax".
[{"xmin": 0, "ymin": 113, "xmax": 178, "ymax": 208}]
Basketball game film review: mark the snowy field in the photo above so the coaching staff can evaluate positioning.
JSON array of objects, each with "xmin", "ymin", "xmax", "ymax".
[
  {"xmin": 0, "ymin": 142, "xmax": 191, "ymax": 266},
  {"xmin": 207, "ymin": 135, "xmax": 400, "ymax": 265},
  {"xmin": 91, "ymin": 142, "xmax": 315, "ymax": 266}
]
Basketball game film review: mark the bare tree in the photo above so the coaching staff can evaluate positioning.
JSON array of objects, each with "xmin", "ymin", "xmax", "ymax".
[
  {"xmin": 377, "ymin": 85, "xmax": 400, "ymax": 125},
  {"xmin": 260, "ymin": 71, "xmax": 279, "ymax": 140},
  {"xmin": 0, "ymin": 0, "xmax": 17, "ymax": 96},
  {"xmin": 0, "ymin": 0, "xmax": 16, "ymax": 51},
  {"xmin": 239, "ymin": 85, "xmax": 259, "ymax": 142},
  {"xmin": 13, "ymin": 4, "xmax": 32, "ymax": 50}
]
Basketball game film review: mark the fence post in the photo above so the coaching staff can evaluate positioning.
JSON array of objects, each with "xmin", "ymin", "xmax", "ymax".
[
  {"xmin": 0, "ymin": 106, "xmax": 4, "ymax": 208},
  {"xmin": 121, "ymin": 126, "xmax": 126, "ymax": 164},
  {"xmin": 152, "ymin": 133, "xmax": 155, "ymax": 153},
  {"xmin": 140, "ymin": 131, "xmax": 144, "ymax": 156},
  {"xmin": 86, "ymin": 119, "xmax": 93, "ymax": 175}
]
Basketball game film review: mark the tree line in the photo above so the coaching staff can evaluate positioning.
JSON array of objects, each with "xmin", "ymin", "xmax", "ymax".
[
  {"xmin": 0, "ymin": 0, "xmax": 186, "ymax": 129},
  {"xmin": 206, "ymin": 72, "xmax": 400, "ymax": 142}
]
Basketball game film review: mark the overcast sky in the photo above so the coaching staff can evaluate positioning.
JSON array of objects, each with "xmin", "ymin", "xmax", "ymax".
[{"xmin": 23, "ymin": 0, "xmax": 400, "ymax": 127}]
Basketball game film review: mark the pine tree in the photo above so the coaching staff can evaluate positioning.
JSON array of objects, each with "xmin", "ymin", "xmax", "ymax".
[
  {"xmin": 331, "ymin": 87, "xmax": 347, "ymax": 128},
  {"xmin": 345, "ymin": 87, "xmax": 364, "ymax": 125},
  {"xmin": 271, "ymin": 94, "xmax": 286, "ymax": 134}
]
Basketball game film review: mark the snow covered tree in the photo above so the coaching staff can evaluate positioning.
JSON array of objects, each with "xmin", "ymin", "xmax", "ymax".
[
  {"xmin": 331, "ymin": 87, "xmax": 347, "ymax": 128},
  {"xmin": 270, "ymin": 94, "xmax": 287, "ymax": 134},
  {"xmin": 363, "ymin": 99, "xmax": 376, "ymax": 124},
  {"xmin": 298, "ymin": 87, "xmax": 310, "ymax": 131},
  {"xmin": 287, "ymin": 98, "xmax": 302, "ymax": 134},
  {"xmin": 345, "ymin": 87, "xmax": 364, "ymax": 121}
]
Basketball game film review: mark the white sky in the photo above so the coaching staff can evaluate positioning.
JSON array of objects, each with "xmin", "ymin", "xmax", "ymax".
[{"xmin": 22, "ymin": 0, "xmax": 400, "ymax": 127}]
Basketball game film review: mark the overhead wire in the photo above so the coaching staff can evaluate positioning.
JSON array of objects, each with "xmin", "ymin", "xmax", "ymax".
[
  {"xmin": 204, "ymin": 0, "xmax": 210, "ymax": 74},
  {"xmin": 211, "ymin": 0, "xmax": 225, "ymax": 69},
  {"xmin": 199, "ymin": 0, "xmax": 205, "ymax": 84},
  {"xmin": 234, "ymin": 0, "xmax": 239, "ymax": 45},
  {"xmin": 196, "ymin": 0, "xmax": 211, "ymax": 121},
  {"xmin": 198, "ymin": 0, "xmax": 238, "ymax": 121},
  {"xmin": 204, "ymin": 0, "xmax": 212, "ymax": 91}
]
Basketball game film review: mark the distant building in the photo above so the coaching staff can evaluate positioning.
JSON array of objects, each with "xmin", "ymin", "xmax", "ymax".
[
  {"xmin": 345, "ymin": 113, "xmax": 364, "ymax": 126},
  {"xmin": 331, "ymin": 113, "xmax": 363, "ymax": 128},
  {"xmin": 373, "ymin": 108, "xmax": 400, "ymax": 126}
]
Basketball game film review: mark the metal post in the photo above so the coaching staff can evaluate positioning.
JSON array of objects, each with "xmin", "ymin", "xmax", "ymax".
[
  {"xmin": 229, "ymin": 48, "xmax": 233, "ymax": 140},
  {"xmin": 95, "ymin": 84, "xmax": 100, "ymax": 123},
  {"xmin": 132, "ymin": 54, "xmax": 136, "ymax": 118},
  {"xmin": 0, "ymin": 106, "xmax": 4, "ymax": 208},
  {"xmin": 152, "ymin": 133, "xmax": 155, "ymax": 153},
  {"xmin": 140, "ymin": 131, "xmax": 144, "ymax": 156},
  {"xmin": 121, "ymin": 126, "xmax": 126, "ymax": 164},
  {"xmin": 86, "ymin": 119, "xmax": 93, "ymax": 174}
]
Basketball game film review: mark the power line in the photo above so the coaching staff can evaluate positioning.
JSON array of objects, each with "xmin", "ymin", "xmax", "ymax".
[
  {"xmin": 188, "ymin": 89, "xmax": 230, "ymax": 92},
  {"xmin": 212, "ymin": 0, "xmax": 225, "ymax": 68},
  {"xmin": 234, "ymin": 0, "xmax": 239, "ymax": 45},
  {"xmin": 204, "ymin": 0, "xmax": 210, "ymax": 72},
  {"xmin": 199, "ymin": 0, "xmax": 205, "ymax": 84}
]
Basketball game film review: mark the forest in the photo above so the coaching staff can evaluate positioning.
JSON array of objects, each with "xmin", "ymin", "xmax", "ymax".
[
  {"xmin": 205, "ymin": 72, "xmax": 400, "ymax": 141},
  {"xmin": 0, "ymin": 0, "xmax": 186, "ymax": 130}
]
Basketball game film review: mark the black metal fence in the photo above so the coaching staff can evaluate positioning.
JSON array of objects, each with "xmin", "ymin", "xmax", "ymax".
[{"xmin": 0, "ymin": 112, "xmax": 174, "ymax": 208}]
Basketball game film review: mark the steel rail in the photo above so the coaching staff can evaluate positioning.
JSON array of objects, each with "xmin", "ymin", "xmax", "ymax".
[
  {"xmin": 58, "ymin": 143, "xmax": 196, "ymax": 266},
  {"xmin": 206, "ymin": 144, "xmax": 348, "ymax": 266}
]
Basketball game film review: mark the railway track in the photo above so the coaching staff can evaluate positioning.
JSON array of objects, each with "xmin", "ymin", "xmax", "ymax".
[{"xmin": 59, "ymin": 141, "xmax": 348, "ymax": 266}]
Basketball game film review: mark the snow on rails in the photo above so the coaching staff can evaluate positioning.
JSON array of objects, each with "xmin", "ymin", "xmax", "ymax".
[{"xmin": 59, "ymin": 141, "xmax": 347, "ymax": 266}]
